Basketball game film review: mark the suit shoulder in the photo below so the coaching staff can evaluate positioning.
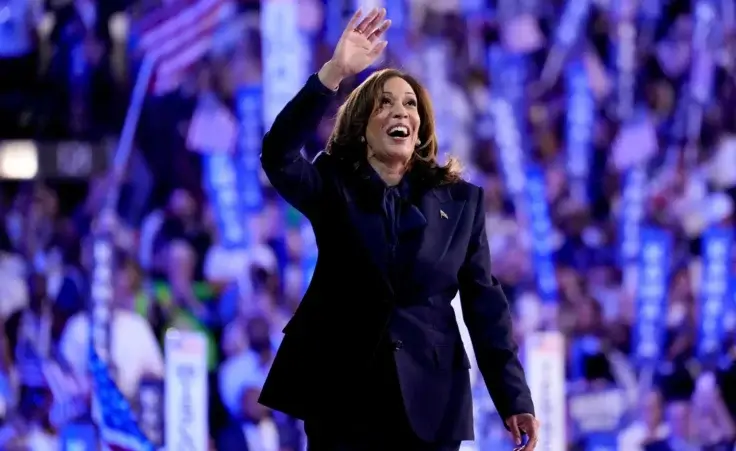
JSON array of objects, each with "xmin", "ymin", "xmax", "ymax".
[
  {"xmin": 311, "ymin": 150, "xmax": 330, "ymax": 164},
  {"xmin": 447, "ymin": 179, "xmax": 482, "ymax": 202},
  {"xmin": 311, "ymin": 150, "xmax": 336, "ymax": 172}
]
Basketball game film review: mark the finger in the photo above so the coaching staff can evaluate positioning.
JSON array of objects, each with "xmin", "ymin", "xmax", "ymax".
[
  {"xmin": 522, "ymin": 422, "xmax": 539, "ymax": 450},
  {"xmin": 345, "ymin": 9, "xmax": 363, "ymax": 32},
  {"xmin": 367, "ymin": 40, "xmax": 388, "ymax": 59},
  {"xmin": 521, "ymin": 434, "xmax": 538, "ymax": 451},
  {"xmin": 364, "ymin": 8, "xmax": 386, "ymax": 34},
  {"xmin": 367, "ymin": 19, "xmax": 391, "ymax": 42},
  {"xmin": 507, "ymin": 418, "xmax": 522, "ymax": 446},
  {"xmin": 355, "ymin": 8, "xmax": 379, "ymax": 33}
]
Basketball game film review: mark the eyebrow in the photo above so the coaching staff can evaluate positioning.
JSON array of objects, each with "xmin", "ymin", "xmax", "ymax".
[{"xmin": 381, "ymin": 91, "xmax": 417, "ymax": 97}]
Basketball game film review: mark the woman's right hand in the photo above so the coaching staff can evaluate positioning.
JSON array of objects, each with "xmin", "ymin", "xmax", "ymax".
[{"xmin": 320, "ymin": 8, "xmax": 391, "ymax": 88}]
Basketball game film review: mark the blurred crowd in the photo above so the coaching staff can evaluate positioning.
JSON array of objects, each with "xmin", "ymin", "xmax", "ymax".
[{"xmin": 1, "ymin": 0, "xmax": 736, "ymax": 450}]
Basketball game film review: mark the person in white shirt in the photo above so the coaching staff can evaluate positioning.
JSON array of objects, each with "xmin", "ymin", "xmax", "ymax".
[
  {"xmin": 219, "ymin": 315, "xmax": 278, "ymax": 418},
  {"xmin": 618, "ymin": 390, "xmax": 671, "ymax": 451},
  {"xmin": 59, "ymin": 251, "xmax": 164, "ymax": 400},
  {"xmin": 216, "ymin": 385, "xmax": 300, "ymax": 451}
]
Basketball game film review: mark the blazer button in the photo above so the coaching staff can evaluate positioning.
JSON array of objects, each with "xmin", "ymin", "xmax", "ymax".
[{"xmin": 393, "ymin": 340, "xmax": 404, "ymax": 351}]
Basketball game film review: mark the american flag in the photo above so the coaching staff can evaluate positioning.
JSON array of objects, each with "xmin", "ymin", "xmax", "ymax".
[
  {"xmin": 90, "ymin": 348, "xmax": 156, "ymax": 451},
  {"xmin": 133, "ymin": 0, "xmax": 235, "ymax": 95}
]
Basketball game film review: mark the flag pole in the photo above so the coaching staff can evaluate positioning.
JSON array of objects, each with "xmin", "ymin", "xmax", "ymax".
[
  {"xmin": 91, "ymin": 53, "xmax": 158, "ymax": 367},
  {"xmin": 107, "ymin": 55, "xmax": 157, "ymax": 211},
  {"xmin": 88, "ymin": 52, "xmax": 160, "ymax": 451}
]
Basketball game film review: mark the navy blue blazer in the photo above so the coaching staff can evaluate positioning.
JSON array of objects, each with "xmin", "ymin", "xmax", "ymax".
[{"xmin": 257, "ymin": 73, "xmax": 534, "ymax": 442}]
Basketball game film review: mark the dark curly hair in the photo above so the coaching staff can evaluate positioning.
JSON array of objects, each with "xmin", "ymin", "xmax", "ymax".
[{"xmin": 325, "ymin": 68, "xmax": 462, "ymax": 186}]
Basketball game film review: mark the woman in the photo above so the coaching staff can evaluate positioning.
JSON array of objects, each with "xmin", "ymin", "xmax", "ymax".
[{"xmin": 258, "ymin": 8, "xmax": 539, "ymax": 451}]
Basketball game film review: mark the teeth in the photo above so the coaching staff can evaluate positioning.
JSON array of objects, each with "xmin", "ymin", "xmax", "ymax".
[{"xmin": 388, "ymin": 125, "xmax": 409, "ymax": 135}]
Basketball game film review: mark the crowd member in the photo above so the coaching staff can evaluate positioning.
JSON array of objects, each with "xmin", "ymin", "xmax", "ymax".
[
  {"xmin": 59, "ymin": 250, "xmax": 164, "ymax": 399},
  {"xmin": 0, "ymin": 0, "xmax": 42, "ymax": 139},
  {"xmin": 216, "ymin": 384, "xmax": 301, "ymax": 451},
  {"xmin": 218, "ymin": 315, "xmax": 278, "ymax": 419}
]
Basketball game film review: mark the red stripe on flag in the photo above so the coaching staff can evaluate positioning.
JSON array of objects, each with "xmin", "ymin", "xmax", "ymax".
[
  {"xmin": 137, "ymin": 0, "xmax": 230, "ymax": 95},
  {"xmin": 138, "ymin": 0, "xmax": 222, "ymax": 51},
  {"xmin": 136, "ymin": 0, "xmax": 199, "ymax": 38},
  {"xmin": 153, "ymin": 1, "xmax": 229, "ymax": 93}
]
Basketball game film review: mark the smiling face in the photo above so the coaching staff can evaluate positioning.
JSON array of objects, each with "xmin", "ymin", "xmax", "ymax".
[{"xmin": 364, "ymin": 76, "xmax": 421, "ymax": 164}]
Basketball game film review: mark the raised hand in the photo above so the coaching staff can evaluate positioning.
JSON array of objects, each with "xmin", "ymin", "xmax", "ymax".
[{"xmin": 320, "ymin": 8, "xmax": 391, "ymax": 88}]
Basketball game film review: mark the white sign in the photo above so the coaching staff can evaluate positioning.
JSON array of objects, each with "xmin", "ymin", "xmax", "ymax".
[
  {"xmin": 261, "ymin": 0, "xmax": 309, "ymax": 129},
  {"xmin": 526, "ymin": 331, "xmax": 566, "ymax": 451},
  {"xmin": 186, "ymin": 100, "xmax": 238, "ymax": 155},
  {"xmin": 165, "ymin": 330, "xmax": 209, "ymax": 451}
]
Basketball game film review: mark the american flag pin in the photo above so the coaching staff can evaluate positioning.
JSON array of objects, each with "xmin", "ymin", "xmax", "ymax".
[{"xmin": 440, "ymin": 210, "xmax": 448, "ymax": 219}]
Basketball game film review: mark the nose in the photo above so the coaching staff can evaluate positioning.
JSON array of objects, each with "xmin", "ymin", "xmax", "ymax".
[{"xmin": 391, "ymin": 103, "xmax": 408, "ymax": 118}]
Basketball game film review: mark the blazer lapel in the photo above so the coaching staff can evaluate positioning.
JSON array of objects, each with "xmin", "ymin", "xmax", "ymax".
[
  {"xmin": 344, "ymin": 183, "xmax": 395, "ymax": 297},
  {"xmin": 341, "ymin": 168, "xmax": 465, "ymax": 298},
  {"xmin": 410, "ymin": 186, "xmax": 466, "ymax": 285}
]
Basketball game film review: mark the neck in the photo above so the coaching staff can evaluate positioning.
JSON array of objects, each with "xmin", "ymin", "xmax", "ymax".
[{"xmin": 367, "ymin": 153, "xmax": 407, "ymax": 186}]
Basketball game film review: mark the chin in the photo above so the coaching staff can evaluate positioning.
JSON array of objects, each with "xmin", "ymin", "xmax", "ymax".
[{"xmin": 380, "ymin": 145, "xmax": 413, "ymax": 162}]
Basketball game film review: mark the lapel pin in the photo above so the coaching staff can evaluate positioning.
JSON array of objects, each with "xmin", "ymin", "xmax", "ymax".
[{"xmin": 440, "ymin": 209, "xmax": 448, "ymax": 219}]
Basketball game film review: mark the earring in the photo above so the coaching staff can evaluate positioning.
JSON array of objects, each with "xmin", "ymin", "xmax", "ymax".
[
  {"xmin": 416, "ymin": 139, "xmax": 421, "ymax": 146},
  {"xmin": 360, "ymin": 136, "xmax": 365, "ymax": 143}
]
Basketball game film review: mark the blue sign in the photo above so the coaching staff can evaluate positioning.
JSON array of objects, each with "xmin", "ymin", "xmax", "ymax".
[
  {"xmin": 698, "ymin": 228, "xmax": 733, "ymax": 359},
  {"xmin": 61, "ymin": 423, "xmax": 97, "ymax": 451},
  {"xmin": 611, "ymin": 0, "xmax": 636, "ymax": 120},
  {"xmin": 555, "ymin": 0, "xmax": 591, "ymax": 49},
  {"xmin": 261, "ymin": 0, "xmax": 309, "ymax": 129},
  {"xmin": 236, "ymin": 85, "xmax": 264, "ymax": 214},
  {"xmin": 203, "ymin": 151, "xmax": 249, "ymax": 249},
  {"xmin": 541, "ymin": 0, "xmax": 592, "ymax": 84},
  {"xmin": 488, "ymin": 46, "xmax": 527, "ymax": 106},
  {"xmin": 565, "ymin": 59, "xmax": 593, "ymax": 203},
  {"xmin": 526, "ymin": 166, "xmax": 558, "ymax": 305},
  {"xmin": 90, "ymin": 226, "xmax": 114, "ymax": 365},
  {"xmin": 487, "ymin": 46, "xmax": 528, "ymax": 198},
  {"xmin": 138, "ymin": 377, "xmax": 165, "ymax": 447},
  {"xmin": 568, "ymin": 386, "xmax": 627, "ymax": 451},
  {"xmin": 261, "ymin": 0, "xmax": 311, "ymax": 289},
  {"xmin": 202, "ymin": 87, "xmax": 263, "ymax": 250},
  {"xmin": 687, "ymin": 0, "xmax": 717, "ymax": 142},
  {"xmin": 690, "ymin": 0, "xmax": 717, "ymax": 105},
  {"xmin": 619, "ymin": 167, "xmax": 646, "ymax": 264},
  {"xmin": 633, "ymin": 228, "xmax": 671, "ymax": 365}
]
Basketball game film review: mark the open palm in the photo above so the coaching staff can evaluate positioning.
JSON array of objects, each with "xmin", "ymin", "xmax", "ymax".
[{"xmin": 331, "ymin": 8, "xmax": 391, "ymax": 78}]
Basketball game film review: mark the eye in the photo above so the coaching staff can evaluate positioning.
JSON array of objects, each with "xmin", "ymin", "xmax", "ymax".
[
  {"xmin": 406, "ymin": 99, "xmax": 417, "ymax": 107},
  {"xmin": 380, "ymin": 97, "xmax": 392, "ymax": 105}
]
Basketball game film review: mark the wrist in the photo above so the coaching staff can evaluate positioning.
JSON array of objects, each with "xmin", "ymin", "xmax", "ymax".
[{"xmin": 318, "ymin": 61, "xmax": 344, "ymax": 91}]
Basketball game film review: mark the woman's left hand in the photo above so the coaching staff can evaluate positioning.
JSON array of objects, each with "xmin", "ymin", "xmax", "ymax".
[{"xmin": 506, "ymin": 413, "xmax": 540, "ymax": 450}]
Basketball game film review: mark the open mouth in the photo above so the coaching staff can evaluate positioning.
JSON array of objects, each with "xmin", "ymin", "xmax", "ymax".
[{"xmin": 386, "ymin": 125, "xmax": 410, "ymax": 139}]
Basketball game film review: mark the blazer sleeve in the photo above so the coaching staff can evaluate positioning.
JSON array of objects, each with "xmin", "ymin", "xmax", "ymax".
[
  {"xmin": 260, "ymin": 73, "xmax": 338, "ymax": 218},
  {"xmin": 457, "ymin": 186, "xmax": 535, "ymax": 421}
]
